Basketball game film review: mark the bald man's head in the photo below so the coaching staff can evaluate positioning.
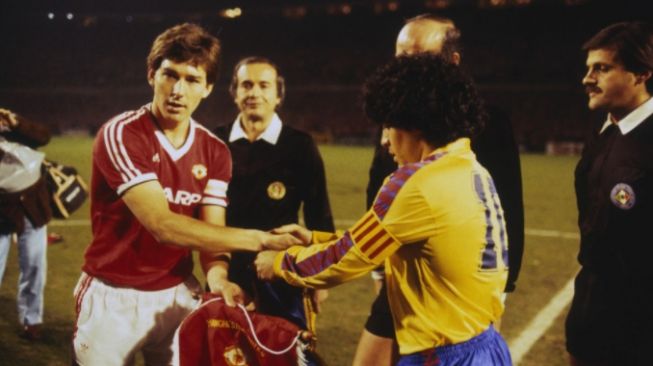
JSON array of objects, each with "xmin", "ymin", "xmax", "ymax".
[{"xmin": 395, "ymin": 16, "xmax": 461, "ymax": 65}]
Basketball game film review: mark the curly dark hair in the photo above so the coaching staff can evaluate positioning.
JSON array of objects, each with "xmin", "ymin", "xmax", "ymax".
[{"xmin": 363, "ymin": 54, "xmax": 485, "ymax": 147}]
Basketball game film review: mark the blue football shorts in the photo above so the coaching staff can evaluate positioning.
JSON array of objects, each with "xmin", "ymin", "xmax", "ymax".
[{"xmin": 397, "ymin": 325, "xmax": 512, "ymax": 366}]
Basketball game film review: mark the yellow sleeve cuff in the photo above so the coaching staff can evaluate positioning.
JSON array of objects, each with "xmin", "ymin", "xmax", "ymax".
[
  {"xmin": 312, "ymin": 230, "xmax": 340, "ymax": 244},
  {"xmin": 273, "ymin": 250, "xmax": 287, "ymax": 278}
]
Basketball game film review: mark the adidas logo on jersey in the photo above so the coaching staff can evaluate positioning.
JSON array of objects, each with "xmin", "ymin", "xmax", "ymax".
[{"xmin": 163, "ymin": 187, "xmax": 201, "ymax": 206}]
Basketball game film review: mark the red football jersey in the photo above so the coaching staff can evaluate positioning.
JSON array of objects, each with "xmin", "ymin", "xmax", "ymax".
[{"xmin": 82, "ymin": 105, "xmax": 232, "ymax": 290}]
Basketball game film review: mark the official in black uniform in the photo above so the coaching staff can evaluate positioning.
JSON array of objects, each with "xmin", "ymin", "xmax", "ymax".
[
  {"xmin": 566, "ymin": 21, "xmax": 653, "ymax": 366},
  {"xmin": 214, "ymin": 57, "xmax": 334, "ymax": 334},
  {"xmin": 355, "ymin": 14, "xmax": 525, "ymax": 366}
]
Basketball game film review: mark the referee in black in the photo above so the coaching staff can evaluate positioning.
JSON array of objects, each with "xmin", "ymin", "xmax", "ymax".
[
  {"xmin": 213, "ymin": 57, "xmax": 334, "ymax": 351},
  {"xmin": 566, "ymin": 21, "xmax": 653, "ymax": 366}
]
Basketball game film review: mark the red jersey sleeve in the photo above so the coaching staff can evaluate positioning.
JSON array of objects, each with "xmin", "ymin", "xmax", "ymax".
[
  {"xmin": 94, "ymin": 110, "xmax": 158, "ymax": 196},
  {"xmin": 201, "ymin": 131, "xmax": 232, "ymax": 207}
]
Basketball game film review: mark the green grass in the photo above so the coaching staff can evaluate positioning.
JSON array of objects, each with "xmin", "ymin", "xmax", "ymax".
[
  {"xmin": 0, "ymin": 136, "xmax": 94, "ymax": 365},
  {"xmin": 0, "ymin": 137, "xmax": 582, "ymax": 365},
  {"xmin": 501, "ymin": 153, "xmax": 579, "ymax": 366}
]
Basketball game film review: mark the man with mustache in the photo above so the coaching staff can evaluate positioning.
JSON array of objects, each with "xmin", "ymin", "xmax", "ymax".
[
  {"xmin": 213, "ymin": 57, "xmax": 333, "ymax": 359},
  {"xmin": 566, "ymin": 21, "xmax": 653, "ymax": 366},
  {"xmin": 72, "ymin": 25, "xmax": 299, "ymax": 366}
]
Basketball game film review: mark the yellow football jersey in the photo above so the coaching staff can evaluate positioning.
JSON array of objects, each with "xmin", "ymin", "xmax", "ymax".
[{"xmin": 273, "ymin": 138, "xmax": 508, "ymax": 354}]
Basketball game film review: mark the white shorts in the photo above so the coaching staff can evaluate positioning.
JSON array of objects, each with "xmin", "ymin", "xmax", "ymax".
[{"xmin": 72, "ymin": 272, "xmax": 201, "ymax": 366}]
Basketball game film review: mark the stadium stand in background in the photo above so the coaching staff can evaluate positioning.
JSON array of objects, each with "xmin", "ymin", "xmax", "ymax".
[{"xmin": 0, "ymin": 0, "xmax": 645, "ymax": 151}]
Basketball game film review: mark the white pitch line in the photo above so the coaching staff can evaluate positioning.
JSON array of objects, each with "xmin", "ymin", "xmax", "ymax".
[
  {"xmin": 51, "ymin": 219, "xmax": 580, "ymax": 241},
  {"xmin": 49, "ymin": 219, "xmax": 91, "ymax": 227},
  {"xmin": 508, "ymin": 275, "xmax": 576, "ymax": 365},
  {"xmin": 337, "ymin": 218, "xmax": 580, "ymax": 365},
  {"xmin": 339, "ymin": 219, "xmax": 581, "ymax": 240},
  {"xmin": 525, "ymin": 228, "xmax": 579, "ymax": 240},
  {"xmin": 52, "ymin": 216, "xmax": 578, "ymax": 364}
]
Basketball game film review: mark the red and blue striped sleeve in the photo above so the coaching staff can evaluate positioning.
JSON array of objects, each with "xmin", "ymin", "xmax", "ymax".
[{"xmin": 273, "ymin": 210, "xmax": 401, "ymax": 288}]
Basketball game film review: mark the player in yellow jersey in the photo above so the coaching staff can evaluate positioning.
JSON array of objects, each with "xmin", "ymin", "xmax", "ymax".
[{"xmin": 255, "ymin": 54, "xmax": 511, "ymax": 365}]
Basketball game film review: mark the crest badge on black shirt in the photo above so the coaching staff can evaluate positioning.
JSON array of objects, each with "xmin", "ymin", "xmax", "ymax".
[
  {"xmin": 267, "ymin": 181, "xmax": 286, "ymax": 200},
  {"xmin": 610, "ymin": 183, "xmax": 635, "ymax": 210}
]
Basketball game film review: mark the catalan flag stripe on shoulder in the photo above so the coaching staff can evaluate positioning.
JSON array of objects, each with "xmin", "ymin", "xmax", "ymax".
[{"xmin": 351, "ymin": 211, "xmax": 398, "ymax": 261}]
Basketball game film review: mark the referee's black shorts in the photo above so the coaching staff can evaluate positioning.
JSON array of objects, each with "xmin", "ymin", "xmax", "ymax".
[{"xmin": 364, "ymin": 282, "xmax": 396, "ymax": 338}]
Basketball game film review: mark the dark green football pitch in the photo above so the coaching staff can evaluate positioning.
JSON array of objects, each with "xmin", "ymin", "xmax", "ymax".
[{"xmin": 0, "ymin": 137, "xmax": 580, "ymax": 366}]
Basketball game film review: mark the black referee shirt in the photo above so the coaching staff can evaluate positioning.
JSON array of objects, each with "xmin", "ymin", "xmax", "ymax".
[
  {"xmin": 567, "ymin": 113, "xmax": 653, "ymax": 363},
  {"xmin": 215, "ymin": 122, "xmax": 334, "ymax": 233},
  {"xmin": 214, "ymin": 120, "xmax": 334, "ymax": 327}
]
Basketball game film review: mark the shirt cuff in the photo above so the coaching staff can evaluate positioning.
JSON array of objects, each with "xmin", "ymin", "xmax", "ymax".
[{"xmin": 311, "ymin": 230, "xmax": 340, "ymax": 244}]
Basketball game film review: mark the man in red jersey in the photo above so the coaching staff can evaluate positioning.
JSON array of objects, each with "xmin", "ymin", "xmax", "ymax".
[{"xmin": 72, "ymin": 23, "xmax": 300, "ymax": 366}]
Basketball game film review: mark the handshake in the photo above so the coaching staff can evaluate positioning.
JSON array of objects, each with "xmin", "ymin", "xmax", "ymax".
[
  {"xmin": 255, "ymin": 224, "xmax": 312, "ymax": 280},
  {"xmin": 212, "ymin": 223, "xmax": 321, "ymax": 309}
]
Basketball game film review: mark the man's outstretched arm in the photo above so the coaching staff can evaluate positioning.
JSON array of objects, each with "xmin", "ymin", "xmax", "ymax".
[{"xmin": 122, "ymin": 180, "xmax": 302, "ymax": 252}]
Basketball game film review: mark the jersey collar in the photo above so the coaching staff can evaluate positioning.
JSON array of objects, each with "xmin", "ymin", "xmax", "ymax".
[
  {"xmin": 429, "ymin": 137, "xmax": 471, "ymax": 158},
  {"xmin": 148, "ymin": 110, "xmax": 197, "ymax": 161},
  {"xmin": 229, "ymin": 113, "xmax": 283, "ymax": 145},
  {"xmin": 602, "ymin": 96, "xmax": 653, "ymax": 135}
]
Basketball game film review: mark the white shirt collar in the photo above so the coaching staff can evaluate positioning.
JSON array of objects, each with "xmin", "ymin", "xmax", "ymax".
[
  {"xmin": 153, "ymin": 119, "xmax": 196, "ymax": 161},
  {"xmin": 228, "ymin": 113, "xmax": 283, "ymax": 145},
  {"xmin": 146, "ymin": 103, "xmax": 196, "ymax": 161},
  {"xmin": 600, "ymin": 96, "xmax": 653, "ymax": 135}
]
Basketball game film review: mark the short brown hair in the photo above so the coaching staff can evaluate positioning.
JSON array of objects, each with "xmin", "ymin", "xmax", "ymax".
[
  {"xmin": 583, "ymin": 21, "xmax": 653, "ymax": 92},
  {"xmin": 146, "ymin": 23, "xmax": 221, "ymax": 84}
]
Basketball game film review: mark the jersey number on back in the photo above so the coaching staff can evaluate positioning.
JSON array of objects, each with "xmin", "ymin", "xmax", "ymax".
[{"xmin": 473, "ymin": 173, "xmax": 508, "ymax": 271}]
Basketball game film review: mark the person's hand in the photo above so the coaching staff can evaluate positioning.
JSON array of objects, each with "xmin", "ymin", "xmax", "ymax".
[
  {"xmin": 255, "ymin": 250, "xmax": 279, "ymax": 280},
  {"xmin": 309, "ymin": 289, "xmax": 329, "ymax": 313},
  {"xmin": 271, "ymin": 224, "xmax": 312, "ymax": 245},
  {"xmin": 261, "ymin": 231, "xmax": 303, "ymax": 250},
  {"xmin": 208, "ymin": 278, "xmax": 254, "ymax": 309},
  {"xmin": 0, "ymin": 108, "xmax": 18, "ymax": 131}
]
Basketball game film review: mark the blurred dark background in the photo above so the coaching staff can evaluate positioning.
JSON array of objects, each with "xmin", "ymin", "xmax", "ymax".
[{"xmin": 0, "ymin": 0, "xmax": 648, "ymax": 150}]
